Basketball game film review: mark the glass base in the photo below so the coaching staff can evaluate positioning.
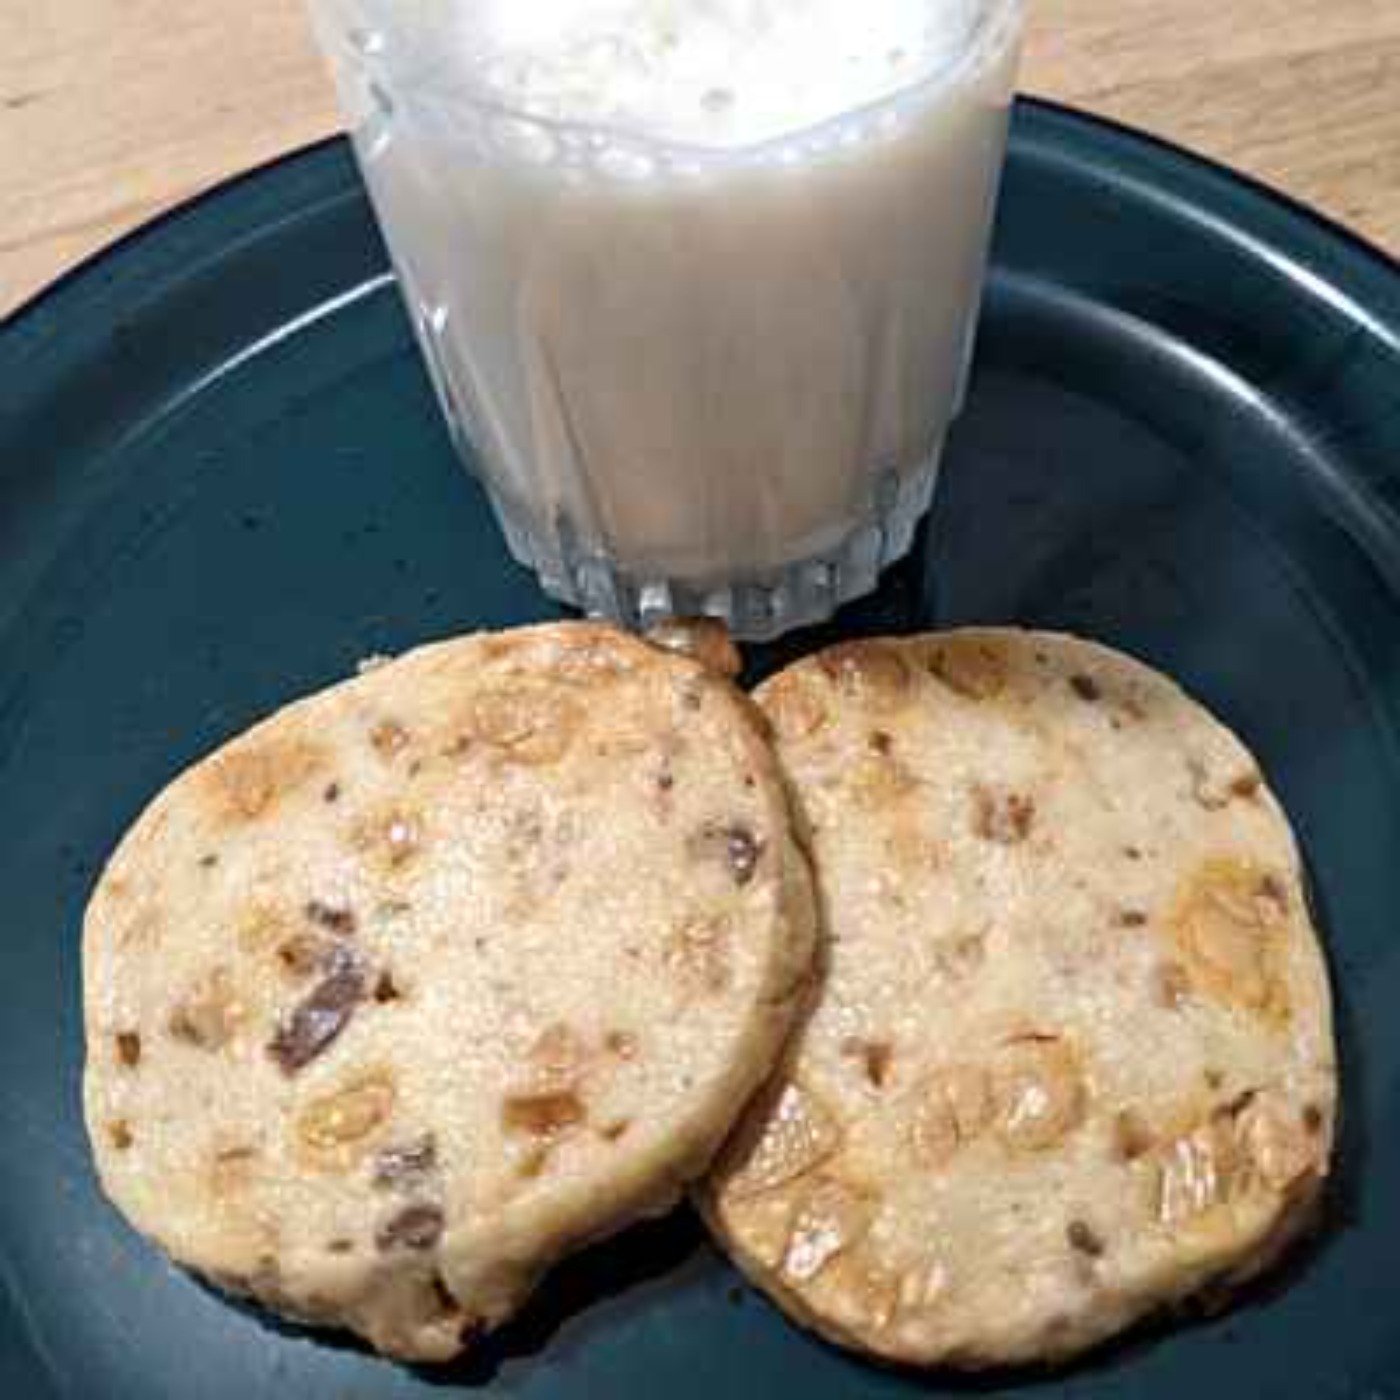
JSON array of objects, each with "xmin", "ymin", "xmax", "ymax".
[{"xmin": 485, "ymin": 455, "xmax": 941, "ymax": 643}]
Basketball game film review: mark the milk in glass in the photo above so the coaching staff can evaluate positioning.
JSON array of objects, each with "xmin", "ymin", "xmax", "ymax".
[{"xmin": 311, "ymin": 0, "xmax": 1022, "ymax": 637}]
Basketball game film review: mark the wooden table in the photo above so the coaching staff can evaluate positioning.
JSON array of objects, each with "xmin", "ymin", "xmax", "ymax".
[{"xmin": 4, "ymin": 0, "xmax": 1400, "ymax": 317}]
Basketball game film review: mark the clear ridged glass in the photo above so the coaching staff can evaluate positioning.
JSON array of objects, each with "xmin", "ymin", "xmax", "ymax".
[{"xmin": 308, "ymin": 1, "xmax": 1023, "ymax": 639}]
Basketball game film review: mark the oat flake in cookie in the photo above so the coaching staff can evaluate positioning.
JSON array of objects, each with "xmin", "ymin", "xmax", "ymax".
[
  {"xmin": 83, "ymin": 623, "xmax": 814, "ymax": 1362},
  {"xmin": 700, "ymin": 629, "xmax": 1337, "ymax": 1369}
]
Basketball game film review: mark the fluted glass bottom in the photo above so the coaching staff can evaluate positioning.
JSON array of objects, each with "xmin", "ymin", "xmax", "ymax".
[{"xmin": 481, "ymin": 454, "xmax": 941, "ymax": 643}]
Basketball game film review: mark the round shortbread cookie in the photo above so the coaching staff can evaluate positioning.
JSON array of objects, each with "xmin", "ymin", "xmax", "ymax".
[
  {"xmin": 84, "ymin": 623, "xmax": 814, "ymax": 1361},
  {"xmin": 701, "ymin": 629, "xmax": 1336, "ymax": 1369}
]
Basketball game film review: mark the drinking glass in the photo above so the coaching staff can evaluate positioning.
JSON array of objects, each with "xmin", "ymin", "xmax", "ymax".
[{"xmin": 307, "ymin": 0, "xmax": 1024, "ymax": 639}]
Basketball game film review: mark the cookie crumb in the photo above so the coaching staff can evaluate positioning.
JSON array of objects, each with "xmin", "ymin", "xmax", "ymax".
[
  {"xmin": 305, "ymin": 899, "xmax": 356, "ymax": 936},
  {"xmin": 971, "ymin": 787, "xmax": 1035, "ymax": 845},
  {"xmin": 376, "ymin": 1204, "xmax": 445, "ymax": 1252},
  {"xmin": 1067, "ymin": 1220, "xmax": 1105, "ymax": 1257}
]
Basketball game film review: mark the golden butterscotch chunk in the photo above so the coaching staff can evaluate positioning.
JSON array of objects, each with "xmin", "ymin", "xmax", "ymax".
[
  {"xmin": 1167, "ymin": 856, "xmax": 1292, "ymax": 1022},
  {"xmin": 645, "ymin": 617, "xmax": 743, "ymax": 679},
  {"xmin": 924, "ymin": 633, "xmax": 1007, "ymax": 701},
  {"xmin": 84, "ymin": 623, "xmax": 814, "ymax": 1363},
  {"xmin": 701, "ymin": 628, "xmax": 1336, "ymax": 1371},
  {"xmin": 296, "ymin": 1070, "xmax": 398, "ymax": 1173}
]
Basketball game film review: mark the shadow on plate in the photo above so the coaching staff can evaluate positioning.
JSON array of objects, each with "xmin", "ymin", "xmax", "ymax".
[
  {"xmin": 193, "ymin": 1206, "xmax": 709, "ymax": 1381},
  {"xmin": 417, "ymin": 1207, "xmax": 709, "ymax": 1387}
]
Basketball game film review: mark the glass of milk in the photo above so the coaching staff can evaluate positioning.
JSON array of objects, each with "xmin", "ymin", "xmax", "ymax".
[{"xmin": 309, "ymin": 0, "xmax": 1024, "ymax": 639}]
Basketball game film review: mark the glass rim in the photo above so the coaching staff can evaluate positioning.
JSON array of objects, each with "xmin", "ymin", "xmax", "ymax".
[{"xmin": 344, "ymin": 0, "xmax": 1024, "ymax": 169}]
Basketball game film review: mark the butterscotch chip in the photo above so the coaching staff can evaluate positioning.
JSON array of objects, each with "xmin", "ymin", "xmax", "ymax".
[
  {"xmin": 84, "ymin": 623, "xmax": 814, "ymax": 1363},
  {"xmin": 502, "ymin": 1089, "xmax": 588, "ymax": 1138},
  {"xmin": 168, "ymin": 967, "xmax": 247, "ymax": 1052},
  {"xmin": 645, "ymin": 618, "xmax": 743, "ymax": 678},
  {"xmin": 817, "ymin": 641, "xmax": 912, "ymax": 709},
  {"xmin": 701, "ymin": 629, "xmax": 1336, "ymax": 1370},
  {"xmin": 925, "ymin": 634, "xmax": 1007, "ymax": 700},
  {"xmin": 296, "ymin": 1070, "xmax": 397, "ymax": 1172}
]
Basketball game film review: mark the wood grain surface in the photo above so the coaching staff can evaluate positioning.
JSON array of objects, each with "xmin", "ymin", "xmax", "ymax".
[{"xmin": 3, "ymin": 0, "xmax": 1400, "ymax": 316}]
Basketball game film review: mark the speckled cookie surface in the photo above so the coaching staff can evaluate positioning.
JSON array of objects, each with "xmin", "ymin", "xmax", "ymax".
[
  {"xmin": 84, "ymin": 623, "xmax": 814, "ymax": 1362},
  {"xmin": 701, "ymin": 629, "xmax": 1336, "ymax": 1369}
]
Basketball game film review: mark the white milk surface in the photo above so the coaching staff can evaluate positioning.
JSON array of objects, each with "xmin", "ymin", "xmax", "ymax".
[{"xmin": 457, "ymin": 0, "xmax": 990, "ymax": 147}]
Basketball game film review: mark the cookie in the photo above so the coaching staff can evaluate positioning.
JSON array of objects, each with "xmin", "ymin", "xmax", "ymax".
[
  {"xmin": 701, "ymin": 629, "xmax": 1336, "ymax": 1368},
  {"xmin": 84, "ymin": 623, "xmax": 814, "ymax": 1361}
]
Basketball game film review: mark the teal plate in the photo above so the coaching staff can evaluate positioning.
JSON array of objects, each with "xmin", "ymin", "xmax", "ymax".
[{"xmin": 1, "ymin": 100, "xmax": 1398, "ymax": 1397}]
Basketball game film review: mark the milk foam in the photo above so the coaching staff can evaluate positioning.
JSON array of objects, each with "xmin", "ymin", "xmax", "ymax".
[{"xmin": 457, "ymin": 0, "xmax": 991, "ymax": 147}]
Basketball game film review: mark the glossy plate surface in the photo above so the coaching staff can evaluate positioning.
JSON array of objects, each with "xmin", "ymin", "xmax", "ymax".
[{"xmin": 1, "ymin": 101, "xmax": 1397, "ymax": 1397}]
